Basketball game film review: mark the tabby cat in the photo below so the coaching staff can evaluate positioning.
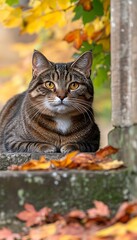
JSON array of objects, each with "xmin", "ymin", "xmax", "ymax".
[{"xmin": 0, "ymin": 50, "xmax": 100, "ymax": 153}]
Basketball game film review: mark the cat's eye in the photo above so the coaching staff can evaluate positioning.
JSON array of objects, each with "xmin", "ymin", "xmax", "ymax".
[
  {"xmin": 44, "ymin": 81, "xmax": 55, "ymax": 90},
  {"xmin": 69, "ymin": 82, "xmax": 79, "ymax": 90}
]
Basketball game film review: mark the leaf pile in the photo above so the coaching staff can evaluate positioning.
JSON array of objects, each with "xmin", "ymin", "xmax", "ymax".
[
  {"xmin": 1, "ymin": 201, "xmax": 137, "ymax": 239},
  {"xmin": 8, "ymin": 146, "xmax": 124, "ymax": 171}
]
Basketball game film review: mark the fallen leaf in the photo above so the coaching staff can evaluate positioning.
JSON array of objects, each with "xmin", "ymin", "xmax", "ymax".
[
  {"xmin": 111, "ymin": 202, "xmax": 137, "ymax": 224},
  {"xmin": 17, "ymin": 203, "xmax": 51, "ymax": 227},
  {"xmin": 9, "ymin": 146, "xmax": 124, "ymax": 171},
  {"xmin": 51, "ymin": 151, "xmax": 78, "ymax": 168},
  {"xmin": 92, "ymin": 159, "xmax": 124, "ymax": 170},
  {"xmin": 20, "ymin": 156, "xmax": 51, "ymax": 170},
  {"xmin": 67, "ymin": 210, "xmax": 86, "ymax": 220},
  {"xmin": 28, "ymin": 223, "xmax": 57, "ymax": 240},
  {"xmin": 96, "ymin": 145, "xmax": 118, "ymax": 159},
  {"xmin": 96, "ymin": 217, "xmax": 137, "ymax": 238},
  {"xmin": 87, "ymin": 201, "xmax": 110, "ymax": 219},
  {"xmin": 0, "ymin": 227, "xmax": 20, "ymax": 240}
]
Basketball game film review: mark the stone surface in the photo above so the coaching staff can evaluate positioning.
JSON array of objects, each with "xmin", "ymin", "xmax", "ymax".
[
  {"xmin": 0, "ymin": 169, "xmax": 130, "ymax": 229},
  {"xmin": 111, "ymin": 0, "xmax": 137, "ymax": 126},
  {"xmin": 0, "ymin": 152, "xmax": 64, "ymax": 170},
  {"xmin": 108, "ymin": 125, "xmax": 137, "ymax": 168}
]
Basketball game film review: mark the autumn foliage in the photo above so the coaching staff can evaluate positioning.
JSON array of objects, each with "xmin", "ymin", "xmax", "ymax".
[
  {"xmin": 0, "ymin": 0, "xmax": 110, "ymax": 105},
  {"xmin": 1, "ymin": 201, "xmax": 137, "ymax": 239},
  {"xmin": 8, "ymin": 146, "xmax": 124, "ymax": 171}
]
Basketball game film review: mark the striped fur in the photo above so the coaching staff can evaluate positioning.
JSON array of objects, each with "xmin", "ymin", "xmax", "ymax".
[{"xmin": 0, "ymin": 50, "xmax": 100, "ymax": 153}]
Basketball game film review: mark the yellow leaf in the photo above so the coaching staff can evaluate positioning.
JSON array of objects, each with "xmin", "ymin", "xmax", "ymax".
[
  {"xmin": 58, "ymin": 0, "xmax": 71, "ymax": 9},
  {"xmin": 96, "ymin": 217, "xmax": 137, "ymax": 238},
  {"xmin": 105, "ymin": 22, "xmax": 110, "ymax": 36},
  {"xmin": 0, "ymin": 0, "xmax": 6, "ymax": 4},
  {"xmin": 126, "ymin": 217, "xmax": 137, "ymax": 233},
  {"xmin": 4, "ymin": 7, "xmax": 22, "ymax": 27},
  {"xmin": 96, "ymin": 222, "xmax": 127, "ymax": 237},
  {"xmin": 0, "ymin": 4, "xmax": 12, "ymax": 22},
  {"xmin": 22, "ymin": 17, "xmax": 45, "ymax": 34},
  {"xmin": 103, "ymin": 0, "xmax": 110, "ymax": 12},
  {"xmin": 43, "ymin": 11, "xmax": 66, "ymax": 28},
  {"xmin": 20, "ymin": 156, "xmax": 51, "ymax": 170},
  {"xmin": 51, "ymin": 151, "xmax": 78, "ymax": 168},
  {"xmin": 98, "ymin": 159, "xmax": 124, "ymax": 170},
  {"xmin": 59, "ymin": 235, "xmax": 80, "ymax": 240},
  {"xmin": 97, "ymin": 37, "xmax": 110, "ymax": 51},
  {"xmin": 29, "ymin": 223, "xmax": 57, "ymax": 239}
]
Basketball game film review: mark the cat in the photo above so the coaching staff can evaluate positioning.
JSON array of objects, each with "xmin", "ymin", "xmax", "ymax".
[{"xmin": 0, "ymin": 50, "xmax": 100, "ymax": 153}]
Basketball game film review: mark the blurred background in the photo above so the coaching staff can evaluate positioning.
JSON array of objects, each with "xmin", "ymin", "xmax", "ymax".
[{"xmin": 0, "ymin": 0, "xmax": 111, "ymax": 147}]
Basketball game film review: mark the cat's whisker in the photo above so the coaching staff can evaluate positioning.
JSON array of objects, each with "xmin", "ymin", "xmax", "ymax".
[{"xmin": 72, "ymin": 102, "xmax": 93, "ymax": 124}]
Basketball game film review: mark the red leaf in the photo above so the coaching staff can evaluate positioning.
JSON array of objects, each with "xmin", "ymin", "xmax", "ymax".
[
  {"xmin": 17, "ymin": 203, "xmax": 51, "ymax": 227},
  {"xmin": 0, "ymin": 228, "xmax": 20, "ymax": 240},
  {"xmin": 64, "ymin": 29, "xmax": 87, "ymax": 49},
  {"xmin": 67, "ymin": 210, "xmax": 86, "ymax": 219},
  {"xmin": 79, "ymin": 0, "xmax": 92, "ymax": 11},
  {"xmin": 111, "ymin": 201, "xmax": 137, "ymax": 224},
  {"xmin": 96, "ymin": 146, "xmax": 118, "ymax": 159},
  {"xmin": 87, "ymin": 201, "xmax": 110, "ymax": 218}
]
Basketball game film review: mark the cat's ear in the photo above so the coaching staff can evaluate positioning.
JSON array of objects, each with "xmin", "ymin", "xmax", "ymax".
[
  {"xmin": 71, "ymin": 51, "xmax": 92, "ymax": 78},
  {"xmin": 32, "ymin": 50, "xmax": 52, "ymax": 76}
]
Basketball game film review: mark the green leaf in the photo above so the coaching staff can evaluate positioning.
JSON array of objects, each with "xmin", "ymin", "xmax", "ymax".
[
  {"xmin": 104, "ymin": 53, "xmax": 110, "ymax": 68},
  {"xmin": 73, "ymin": 6, "xmax": 96, "ymax": 24},
  {"xmin": 93, "ymin": 44, "xmax": 103, "ymax": 55},
  {"xmin": 93, "ymin": 0, "xmax": 103, "ymax": 16},
  {"xmin": 82, "ymin": 9, "xmax": 96, "ymax": 24},
  {"xmin": 79, "ymin": 42, "xmax": 93, "ymax": 53},
  {"xmin": 6, "ymin": 0, "xmax": 19, "ymax": 5},
  {"xmin": 73, "ymin": 5, "xmax": 83, "ymax": 21}
]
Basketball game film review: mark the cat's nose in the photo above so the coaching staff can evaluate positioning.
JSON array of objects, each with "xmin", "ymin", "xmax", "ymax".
[
  {"xmin": 57, "ymin": 92, "xmax": 66, "ymax": 100},
  {"xmin": 59, "ymin": 96, "xmax": 65, "ymax": 100}
]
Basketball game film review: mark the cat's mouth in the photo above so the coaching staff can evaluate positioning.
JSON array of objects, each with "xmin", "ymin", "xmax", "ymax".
[{"xmin": 54, "ymin": 102, "xmax": 66, "ymax": 107}]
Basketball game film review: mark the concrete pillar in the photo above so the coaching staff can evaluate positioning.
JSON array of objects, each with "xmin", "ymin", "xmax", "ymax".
[
  {"xmin": 109, "ymin": 0, "xmax": 137, "ymax": 173},
  {"xmin": 111, "ymin": 0, "xmax": 137, "ymax": 127}
]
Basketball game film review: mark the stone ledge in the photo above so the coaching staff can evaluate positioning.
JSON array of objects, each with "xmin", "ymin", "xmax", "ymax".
[
  {"xmin": 0, "ymin": 153, "xmax": 65, "ymax": 170},
  {"xmin": 0, "ymin": 168, "xmax": 130, "ymax": 229}
]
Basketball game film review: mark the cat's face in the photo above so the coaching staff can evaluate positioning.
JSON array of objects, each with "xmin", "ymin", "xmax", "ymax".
[{"xmin": 28, "ymin": 50, "xmax": 94, "ymax": 117}]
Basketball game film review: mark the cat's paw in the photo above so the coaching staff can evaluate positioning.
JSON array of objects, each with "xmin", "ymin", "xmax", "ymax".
[
  {"xmin": 40, "ymin": 144, "xmax": 57, "ymax": 153},
  {"xmin": 60, "ymin": 144, "xmax": 78, "ymax": 153}
]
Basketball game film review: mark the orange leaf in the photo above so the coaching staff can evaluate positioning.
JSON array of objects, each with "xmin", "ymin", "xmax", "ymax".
[
  {"xmin": 17, "ymin": 203, "xmax": 51, "ymax": 227},
  {"xmin": 87, "ymin": 201, "xmax": 110, "ymax": 218},
  {"xmin": 96, "ymin": 145, "xmax": 118, "ymax": 159},
  {"xmin": 67, "ymin": 210, "xmax": 86, "ymax": 219},
  {"xmin": 20, "ymin": 156, "xmax": 51, "ymax": 170},
  {"xmin": 0, "ymin": 228, "xmax": 20, "ymax": 240},
  {"xmin": 28, "ymin": 223, "xmax": 57, "ymax": 239},
  {"xmin": 111, "ymin": 202, "xmax": 137, "ymax": 224},
  {"xmin": 51, "ymin": 151, "xmax": 78, "ymax": 168},
  {"xmin": 79, "ymin": 0, "xmax": 92, "ymax": 11},
  {"xmin": 64, "ymin": 29, "xmax": 87, "ymax": 49}
]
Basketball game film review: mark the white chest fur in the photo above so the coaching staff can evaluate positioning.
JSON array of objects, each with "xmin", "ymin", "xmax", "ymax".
[{"xmin": 54, "ymin": 117, "xmax": 72, "ymax": 134}]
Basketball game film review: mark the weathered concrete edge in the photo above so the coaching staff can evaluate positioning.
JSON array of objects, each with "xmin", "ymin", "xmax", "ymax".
[
  {"xmin": 0, "ymin": 152, "xmax": 65, "ymax": 170},
  {"xmin": 0, "ymin": 168, "xmax": 130, "ymax": 230}
]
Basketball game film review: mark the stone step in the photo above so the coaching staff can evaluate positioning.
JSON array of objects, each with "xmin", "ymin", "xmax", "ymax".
[{"xmin": 0, "ymin": 153, "xmax": 131, "ymax": 230}]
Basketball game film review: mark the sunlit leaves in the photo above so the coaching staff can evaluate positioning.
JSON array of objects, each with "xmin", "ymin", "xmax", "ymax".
[
  {"xmin": 8, "ymin": 146, "xmax": 124, "ymax": 171},
  {"xmin": 0, "ymin": 0, "xmax": 111, "ymax": 99},
  {"xmin": 64, "ymin": 29, "xmax": 87, "ymax": 49},
  {"xmin": 6, "ymin": 0, "xmax": 18, "ymax": 5},
  {"xmin": 17, "ymin": 203, "xmax": 51, "ymax": 227},
  {"xmin": 1, "ymin": 201, "xmax": 137, "ymax": 239},
  {"xmin": 0, "ymin": 0, "xmax": 72, "ymax": 34}
]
